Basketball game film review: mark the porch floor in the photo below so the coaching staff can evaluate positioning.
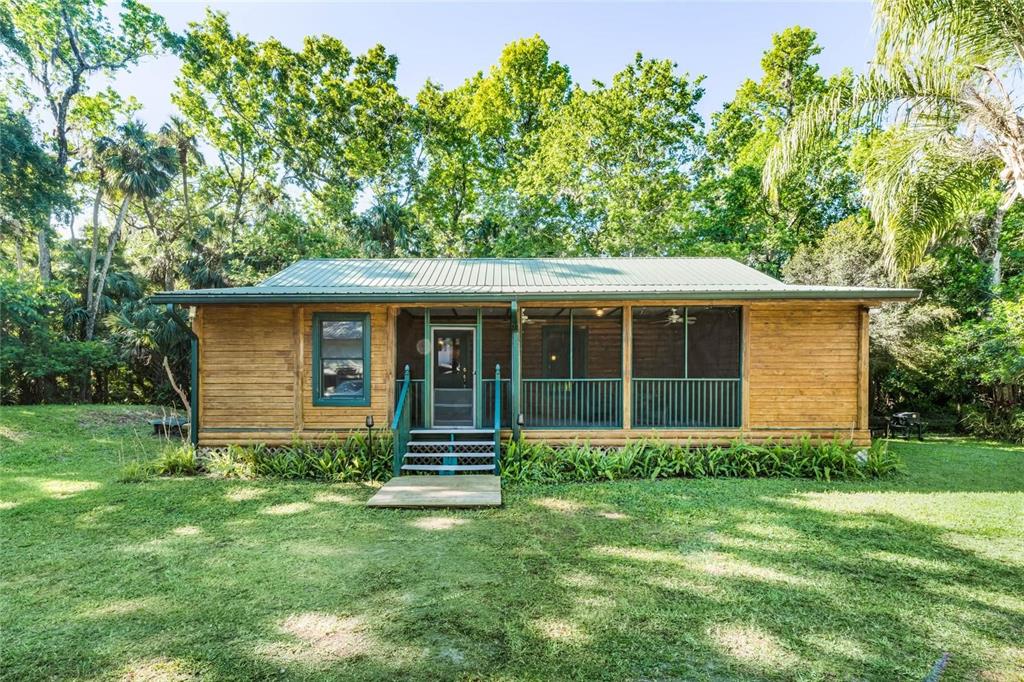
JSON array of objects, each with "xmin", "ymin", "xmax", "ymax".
[{"xmin": 366, "ymin": 475, "xmax": 502, "ymax": 509}]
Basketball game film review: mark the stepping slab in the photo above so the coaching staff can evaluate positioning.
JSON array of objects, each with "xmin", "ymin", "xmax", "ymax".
[{"xmin": 366, "ymin": 475, "xmax": 501, "ymax": 509}]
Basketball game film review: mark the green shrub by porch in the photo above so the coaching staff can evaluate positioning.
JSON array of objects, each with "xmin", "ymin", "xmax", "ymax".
[
  {"xmin": 501, "ymin": 438, "xmax": 902, "ymax": 484},
  {"xmin": 140, "ymin": 434, "xmax": 900, "ymax": 484}
]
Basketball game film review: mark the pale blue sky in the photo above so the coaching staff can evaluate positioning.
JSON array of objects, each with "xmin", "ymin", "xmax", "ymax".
[{"xmin": 113, "ymin": 1, "xmax": 877, "ymax": 127}]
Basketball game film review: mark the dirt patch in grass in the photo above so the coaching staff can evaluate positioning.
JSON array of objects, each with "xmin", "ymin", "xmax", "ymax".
[
  {"xmin": 76, "ymin": 407, "xmax": 168, "ymax": 429},
  {"xmin": 259, "ymin": 613, "xmax": 373, "ymax": 666}
]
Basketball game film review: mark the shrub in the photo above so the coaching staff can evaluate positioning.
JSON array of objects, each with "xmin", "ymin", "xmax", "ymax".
[
  {"xmin": 500, "ymin": 437, "xmax": 901, "ymax": 485},
  {"xmin": 117, "ymin": 460, "xmax": 155, "ymax": 483},
  {"xmin": 961, "ymin": 404, "xmax": 1024, "ymax": 444},
  {"xmin": 154, "ymin": 444, "xmax": 199, "ymax": 476},
  {"xmin": 184, "ymin": 432, "xmax": 395, "ymax": 482}
]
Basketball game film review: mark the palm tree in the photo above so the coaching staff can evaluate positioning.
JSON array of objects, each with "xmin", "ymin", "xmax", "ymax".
[
  {"xmin": 764, "ymin": 0, "xmax": 1024, "ymax": 288},
  {"xmin": 159, "ymin": 116, "xmax": 204, "ymax": 224},
  {"xmin": 85, "ymin": 121, "xmax": 178, "ymax": 340}
]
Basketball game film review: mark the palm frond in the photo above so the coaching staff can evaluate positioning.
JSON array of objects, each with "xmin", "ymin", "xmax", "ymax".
[
  {"xmin": 763, "ymin": 60, "xmax": 968, "ymax": 202},
  {"xmin": 858, "ymin": 126, "xmax": 996, "ymax": 279},
  {"xmin": 874, "ymin": 0, "xmax": 1024, "ymax": 68}
]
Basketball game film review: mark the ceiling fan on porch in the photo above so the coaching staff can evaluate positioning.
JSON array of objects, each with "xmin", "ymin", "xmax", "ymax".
[
  {"xmin": 520, "ymin": 310, "xmax": 537, "ymax": 325},
  {"xmin": 664, "ymin": 308, "xmax": 696, "ymax": 326}
]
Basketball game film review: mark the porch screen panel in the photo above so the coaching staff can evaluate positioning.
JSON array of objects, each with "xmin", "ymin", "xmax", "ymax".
[
  {"xmin": 481, "ymin": 307, "xmax": 512, "ymax": 427},
  {"xmin": 631, "ymin": 306, "xmax": 741, "ymax": 428},
  {"xmin": 521, "ymin": 307, "xmax": 621, "ymax": 428},
  {"xmin": 394, "ymin": 308, "xmax": 426, "ymax": 426}
]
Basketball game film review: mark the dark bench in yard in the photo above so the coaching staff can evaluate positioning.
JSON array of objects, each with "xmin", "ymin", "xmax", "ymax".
[{"xmin": 150, "ymin": 417, "xmax": 188, "ymax": 436}]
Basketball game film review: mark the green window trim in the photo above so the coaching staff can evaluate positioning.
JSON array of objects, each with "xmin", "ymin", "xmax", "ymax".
[{"xmin": 312, "ymin": 312, "xmax": 371, "ymax": 407}]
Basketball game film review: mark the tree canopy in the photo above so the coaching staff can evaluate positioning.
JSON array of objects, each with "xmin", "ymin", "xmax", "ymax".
[{"xmin": 1, "ymin": 0, "xmax": 1021, "ymax": 441}]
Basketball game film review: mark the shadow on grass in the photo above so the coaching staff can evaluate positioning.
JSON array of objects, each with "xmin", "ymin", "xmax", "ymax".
[{"xmin": 1, "ymin": 436, "xmax": 1022, "ymax": 680}]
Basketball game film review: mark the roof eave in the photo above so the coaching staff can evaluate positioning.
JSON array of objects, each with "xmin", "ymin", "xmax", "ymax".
[{"xmin": 149, "ymin": 288, "xmax": 922, "ymax": 305}]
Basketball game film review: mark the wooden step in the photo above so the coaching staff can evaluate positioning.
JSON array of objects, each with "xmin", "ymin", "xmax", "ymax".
[
  {"xmin": 404, "ymin": 452, "xmax": 494, "ymax": 459},
  {"xmin": 410, "ymin": 429, "xmax": 494, "ymax": 435},
  {"xmin": 408, "ymin": 440, "xmax": 495, "ymax": 447},
  {"xmin": 401, "ymin": 464, "xmax": 496, "ymax": 472}
]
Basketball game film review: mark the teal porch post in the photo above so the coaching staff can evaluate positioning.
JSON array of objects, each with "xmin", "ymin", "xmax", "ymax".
[
  {"xmin": 423, "ymin": 308, "xmax": 432, "ymax": 429},
  {"xmin": 510, "ymin": 300, "xmax": 521, "ymax": 441}
]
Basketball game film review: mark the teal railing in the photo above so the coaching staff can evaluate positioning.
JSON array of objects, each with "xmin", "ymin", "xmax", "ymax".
[
  {"xmin": 632, "ymin": 378, "xmax": 741, "ymax": 429},
  {"xmin": 493, "ymin": 364, "xmax": 502, "ymax": 472},
  {"xmin": 521, "ymin": 378, "xmax": 622, "ymax": 428},
  {"xmin": 482, "ymin": 378, "xmax": 512, "ymax": 427},
  {"xmin": 391, "ymin": 365, "xmax": 412, "ymax": 477},
  {"xmin": 393, "ymin": 378, "xmax": 425, "ymax": 428}
]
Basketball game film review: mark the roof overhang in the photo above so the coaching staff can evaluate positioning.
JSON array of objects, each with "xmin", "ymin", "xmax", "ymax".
[{"xmin": 150, "ymin": 287, "xmax": 922, "ymax": 305}]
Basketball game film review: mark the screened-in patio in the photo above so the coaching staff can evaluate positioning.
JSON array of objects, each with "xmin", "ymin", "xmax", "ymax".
[{"xmin": 394, "ymin": 304, "xmax": 742, "ymax": 431}]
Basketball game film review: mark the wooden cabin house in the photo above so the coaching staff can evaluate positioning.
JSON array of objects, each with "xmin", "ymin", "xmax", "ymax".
[{"xmin": 152, "ymin": 258, "xmax": 919, "ymax": 474}]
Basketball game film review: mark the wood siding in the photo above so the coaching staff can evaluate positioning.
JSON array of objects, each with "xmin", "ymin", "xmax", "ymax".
[
  {"xmin": 196, "ymin": 299, "xmax": 871, "ymax": 446},
  {"xmin": 746, "ymin": 301, "xmax": 866, "ymax": 441}
]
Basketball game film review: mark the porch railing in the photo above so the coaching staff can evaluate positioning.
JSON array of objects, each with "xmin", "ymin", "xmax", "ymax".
[
  {"xmin": 482, "ymin": 378, "xmax": 512, "ymax": 428},
  {"xmin": 392, "ymin": 365, "xmax": 412, "ymax": 477},
  {"xmin": 521, "ymin": 378, "xmax": 622, "ymax": 428},
  {"xmin": 632, "ymin": 378, "xmax": 741, "ymax": 429},
  {"xmin": 394, "ymin": 378, "xmax": 426, "ymax": 428}
]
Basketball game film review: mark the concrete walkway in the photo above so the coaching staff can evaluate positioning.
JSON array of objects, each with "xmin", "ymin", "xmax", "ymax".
[{"xmin": 366, "ymin": 475, "xmax": 502, "ymax": 509}]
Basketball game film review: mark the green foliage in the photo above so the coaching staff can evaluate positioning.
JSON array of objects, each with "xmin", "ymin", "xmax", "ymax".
[
  {"xmin": 117, "ymin": 459, "xmax": 154, "ymax": 483},
  {"xmin": 0, "ymin": 272, "xmax": 118, "ymax": 403},
  {"xmin": 695, "ymin": 27, "xmax": 860, "ymax": 274},
  {"xmin": 154, "ymin": 443, "xmax": 199, "ymax": 476},
  {"xmin": 181, "ymin": 432, "xmax": 394, "ymax": 482},
  {"xmin": 502, "ymin": 437, "xmax": 901, "ymax": 485},
  {"xmin": 524, "ymin": 53, "xmax": 705, "ymax": 255}
]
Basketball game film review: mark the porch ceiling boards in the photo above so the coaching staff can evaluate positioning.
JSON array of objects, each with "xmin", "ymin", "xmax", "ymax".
[{"xmin": 150, "ymin": 257, "xmax": 920, "ymax": 304}]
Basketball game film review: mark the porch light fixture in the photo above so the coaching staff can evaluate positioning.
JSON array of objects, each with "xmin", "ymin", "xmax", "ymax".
[
  {"xmin": 595, "ymin": 308, "xmax": 605, "ymax": 317},
  {"xmin": 549, "ymin": 354, "xmax": 558, "ymax": 362}
]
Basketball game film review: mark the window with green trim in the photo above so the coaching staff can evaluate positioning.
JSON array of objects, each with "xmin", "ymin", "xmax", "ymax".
[{"xmin": 313, "ymin": 313, "xmax": 371, "ymax": 406}]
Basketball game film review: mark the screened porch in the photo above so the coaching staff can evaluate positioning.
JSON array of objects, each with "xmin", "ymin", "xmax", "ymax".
[{"xmin": 394, "ymin": 304, "xmax": 742, "ymax": 431}]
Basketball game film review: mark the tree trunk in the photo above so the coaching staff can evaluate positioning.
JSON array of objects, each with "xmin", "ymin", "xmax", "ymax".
[
  {"xmin": 988, "ymin": 189, "xmax": 1017, "ymax": 290},
  {"xmin": 36, "ymin": 228, "xmax": 51, "ymax": 282},
  {"xmin": 85, "ymin": 186, "xmax": 103, "ymax": 320},
  {"xmin": 85, "ymin": 195, "xmax": 130, "ymax": 341}
]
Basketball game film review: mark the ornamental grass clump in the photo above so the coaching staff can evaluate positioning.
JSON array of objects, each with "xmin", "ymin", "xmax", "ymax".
[{"xmin": 500, "ymin": 437, "xmax": 901, "ymax": 485}]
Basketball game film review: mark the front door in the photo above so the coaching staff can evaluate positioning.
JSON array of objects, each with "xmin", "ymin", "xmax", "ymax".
[{"xmin": 432, "ymin": 328, "xmax": 475, "ymax": 427}]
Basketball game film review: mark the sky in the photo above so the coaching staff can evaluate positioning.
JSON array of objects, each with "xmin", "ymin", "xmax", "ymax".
[{"xmin": 111, "ymin": 0, "xmax": 878, "ymax": 129}]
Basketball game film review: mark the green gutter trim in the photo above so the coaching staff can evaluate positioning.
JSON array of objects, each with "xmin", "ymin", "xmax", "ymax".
[
  {"xmin": 149, "ymin": 289, "xmax": 921, "ymax": 305},
  {"xmin": 165, "ymin": 305, "xmax": 199, "ymax": 447}
]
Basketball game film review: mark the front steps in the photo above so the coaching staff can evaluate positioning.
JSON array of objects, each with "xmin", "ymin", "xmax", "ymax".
[{"xmin": 401, "ymin": 428, "xmax": 498, "ymax": 474}]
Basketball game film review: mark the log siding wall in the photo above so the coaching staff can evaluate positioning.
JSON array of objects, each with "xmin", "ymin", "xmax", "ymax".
[{"xmin": 196, "ymin": 299, "xmax": 871, "ymax": 446}]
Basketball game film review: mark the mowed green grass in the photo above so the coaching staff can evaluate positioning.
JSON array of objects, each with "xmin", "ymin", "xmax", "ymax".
[{"xmin": 1, "ymin": 406, "xmax": 1022, "ymax": 681}]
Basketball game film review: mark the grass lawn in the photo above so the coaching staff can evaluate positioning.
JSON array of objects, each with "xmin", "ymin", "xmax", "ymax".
[{"xmin": 2, "ymin": 406, "xmax": 1022, "ymax": 681}]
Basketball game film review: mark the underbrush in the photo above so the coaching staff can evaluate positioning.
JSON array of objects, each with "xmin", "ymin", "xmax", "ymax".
[
  {"xmin": 501, "ymin": 437, "xmax": 902, "ymax": 484},
  {"xmin": 121, "ymin": 433, "xmax": 902, "ymax": 485},
  {"xmin": 120, "ymin": 432, "xmax": 393, "ymax": 483}
]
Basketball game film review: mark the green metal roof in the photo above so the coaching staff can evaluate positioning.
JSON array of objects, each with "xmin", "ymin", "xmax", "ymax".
[{"xmin": 149, "ymin": 257, "xmax": 920, "ymax": 304}]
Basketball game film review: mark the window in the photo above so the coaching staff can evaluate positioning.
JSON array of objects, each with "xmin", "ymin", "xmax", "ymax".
[{"xmin": 313, "ymin": 313, "xmax": 370, "ymax": 406}]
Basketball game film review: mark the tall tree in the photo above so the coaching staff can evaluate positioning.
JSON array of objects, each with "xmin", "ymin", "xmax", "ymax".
[
  {"xmin": 0, "ymin": 0, "xmax": 174, "ymax": 281},
  {"xmin": 524, "ymin": 54, "xmax": 704, "ymax": 255},
  {"xmin": 0, "ymin": 101, "xmax": 69, "ymax": 270},
  {"xmin": 694, "ymin": 27, "xmax": 859, "ymax": 273},
  {"xmin": 414, "ymin": 36, "xmax": 572, "ymax": 255},
  {"xmin": 764, "ymin": 0, "xmax": 1024, "ymax": 288},
  {"xmin": 174, "ymin": 11, "xmax": 413, "ymax": 233},
  {"xmin": 84, "ymin": 120, "xmax": 177, "ymax": 340}
]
